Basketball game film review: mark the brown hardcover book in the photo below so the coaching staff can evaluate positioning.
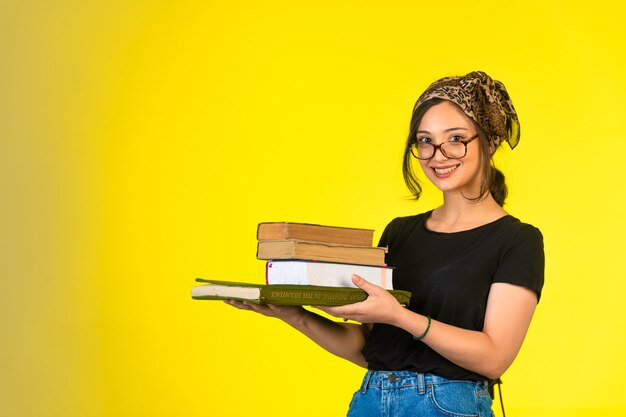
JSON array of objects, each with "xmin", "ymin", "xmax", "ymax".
[
  {"xmin": 257, "ymin": 222, "xmax": 374, "ymax": 246},
  {"xmin": 257, "ymin": 240, "xmax": 387, "ymax": 266}
]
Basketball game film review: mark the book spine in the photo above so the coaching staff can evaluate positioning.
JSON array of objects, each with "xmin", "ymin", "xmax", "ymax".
[
  {"xmin": 257, "ymin": 222, "xmax": 374, "ymax": 246},
  {"xmin": 258, "ymin": 286, "xmax": 410, "ymax": 306},
  {"xmin": 257, "ymin": 240, "xmax": 387, "ymax": 266},
  {"xmin": 260, "ymin": 286, "xmax": 369, "ymax": 306}
]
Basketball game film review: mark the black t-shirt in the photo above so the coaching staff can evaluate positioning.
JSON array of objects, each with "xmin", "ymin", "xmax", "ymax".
[{"xmin": 362, "ymin": 212, "xmax": 545, "ymax": 381}]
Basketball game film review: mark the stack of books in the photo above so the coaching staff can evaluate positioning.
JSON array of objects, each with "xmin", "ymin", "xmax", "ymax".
[
  {"xmin": 257, "ymin": 222, "xmax": 391, "ymax": 288},
  {"xmin": 191, "ymin": 222, "xmax": 411, "ymax": 306}
]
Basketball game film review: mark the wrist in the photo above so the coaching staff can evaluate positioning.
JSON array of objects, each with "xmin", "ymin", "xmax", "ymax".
[
  {"xmin": 393, "ymin": 308, "xmax": 430, "ymax": 338},
  {"xmin": 389, "ymin": 303, "xmax": 413, "ymax": 328},
  {"xmin": 412, "ymin": 315, "xmax": 431, "ymax": 340}
]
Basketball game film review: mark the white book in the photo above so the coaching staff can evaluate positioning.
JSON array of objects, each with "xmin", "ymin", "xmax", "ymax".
[{"xmin": 265, "ymin": 260, "xmax": 394, "ymax": 290}]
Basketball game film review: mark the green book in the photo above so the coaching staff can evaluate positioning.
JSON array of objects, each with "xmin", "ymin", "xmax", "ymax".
[{"xmin": 191, "ymin": 278, "xmax": 412, "ymax": 306}]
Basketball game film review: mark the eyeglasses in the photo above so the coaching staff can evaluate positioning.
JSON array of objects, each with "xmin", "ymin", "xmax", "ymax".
[{"xmin": 410, "ymin": 134, "xmax": 479, "ymax": 160}]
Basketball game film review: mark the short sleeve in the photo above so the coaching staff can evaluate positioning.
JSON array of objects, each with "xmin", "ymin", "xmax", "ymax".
[
  {"xmin": 492, "ymin": 224, "xmax": 545, "ymax": 302},
  {"xmin": 377, "ymin": 218, "xmax": 397, "ymax": 248},
  {"xmin": 376, "ymin": 216, "xmax": 415, "ymax": 249}
]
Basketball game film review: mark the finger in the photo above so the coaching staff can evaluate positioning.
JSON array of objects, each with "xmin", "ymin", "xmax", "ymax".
[
  {"xmin": 318, "ymin": 304, "xmax": 355, "ymax": 317},
  {"xmin": 242, "ymin": 301, "xmax": 272, "ymax": 313},
  {"xmin": 351, "ymin": 274, "xmax": 380, "ymax": 294},
  {"xmin": 313, "ymin": 305, "xmax": 328, "ymax": 313},
  {"xmin": 266, "ymin": 303, "xmax": 287, "ymax": 311},
  {"xmin": 224, "ymin": 299, "xmax": 253, "ymax": 310},
  {"xmin": 225, "ymin": 299, "xmax": 267, "ymax": 314},
  {"xmin": 314, "ymin": 305, "xmax": 338, "ymax": 315},
  {"xmin": 266, "ymin": 304, "xmax": 298, "ymax": 313}
]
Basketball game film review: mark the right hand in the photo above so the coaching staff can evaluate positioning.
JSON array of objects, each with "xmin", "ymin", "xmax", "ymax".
[{"xmin": 224, "ymin": 299, "xmax": 307, "ymax": 323}]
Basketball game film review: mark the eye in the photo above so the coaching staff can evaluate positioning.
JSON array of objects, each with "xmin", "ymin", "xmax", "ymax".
[
  {"xmin": 416, "ymin": 136, "xmax": 431, "ymax": 144},
  {"xmin": 449, "ymin": 134, "xmax": 464, "ymax": 142}
]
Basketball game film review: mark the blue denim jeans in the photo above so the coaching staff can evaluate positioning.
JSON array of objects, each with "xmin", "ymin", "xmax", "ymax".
[{"xmin": 347, "ymin": 371, "xmax": 494, "ymax": 417}]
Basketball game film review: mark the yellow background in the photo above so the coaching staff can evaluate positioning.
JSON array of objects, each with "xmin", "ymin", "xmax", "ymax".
[{"xmin": 2, "ymin": 1, "xmax": 625, "ymax": 416}]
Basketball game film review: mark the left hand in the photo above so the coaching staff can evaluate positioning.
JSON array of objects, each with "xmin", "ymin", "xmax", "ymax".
[
  {"xmin": 224, "ymin": 299, "xmax": 307, "ymax": 323},
  {"xmin": 315, "ymin": 274, "xmax": 406, "ymax": 325}
]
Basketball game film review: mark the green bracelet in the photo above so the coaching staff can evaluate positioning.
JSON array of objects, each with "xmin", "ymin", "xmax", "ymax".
[{"xmin": 413, "ymin": 316, "xmax": 431, "ymax": 340}]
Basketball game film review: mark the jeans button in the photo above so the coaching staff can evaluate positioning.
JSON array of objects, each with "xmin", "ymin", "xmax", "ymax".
[{"xmin": 388, "ymin": 374, "xmax": 398, "ymax": 383}]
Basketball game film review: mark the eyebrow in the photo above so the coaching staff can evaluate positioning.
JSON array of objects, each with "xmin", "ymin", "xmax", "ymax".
[{"xmin": 416, "ymin": 127, "xmax": 471, "ymax": 134}]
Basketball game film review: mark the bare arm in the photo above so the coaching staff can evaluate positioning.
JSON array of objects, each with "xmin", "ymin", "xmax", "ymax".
[
  {"xmin": 397, "ymin": 283, "xmax": 536, "ymax": 379},
  {"xmin": 224, "ymin": 300, "xmax": 370, "ymax": 367},
  {"xmin": 320, "ymin": 276, "xmax": 538, "ymax": 380}
]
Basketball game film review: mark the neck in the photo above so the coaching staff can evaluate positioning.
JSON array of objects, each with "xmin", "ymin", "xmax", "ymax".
[{"xmin": 429, "ymin": 192, "xmax": 507, "ymax": 232}]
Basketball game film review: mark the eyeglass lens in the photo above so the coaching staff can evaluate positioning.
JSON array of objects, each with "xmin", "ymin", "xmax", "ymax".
[{"xmin": 412, "ymin": 141, "xmax": 467, "ymax": 159}]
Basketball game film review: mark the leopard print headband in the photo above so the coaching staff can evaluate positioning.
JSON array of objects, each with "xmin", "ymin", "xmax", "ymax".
[{"xmin": 413, "ymin": 71, "xmax": 520, "ymax": 150}]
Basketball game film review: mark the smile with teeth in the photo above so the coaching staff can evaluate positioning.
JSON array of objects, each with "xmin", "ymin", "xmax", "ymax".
[{"xmin": 433, "ymin": 164, "xmax": 460, "ymax": 175}]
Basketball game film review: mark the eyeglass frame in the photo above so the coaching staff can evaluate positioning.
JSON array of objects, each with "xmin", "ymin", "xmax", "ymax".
[{"xmin": 409, "ymin": 133, "xmax": 480, "ymax": 160}]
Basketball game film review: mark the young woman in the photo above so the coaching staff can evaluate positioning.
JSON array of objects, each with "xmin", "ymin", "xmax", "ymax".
[{"xmin": 226, "ymin": 71, "xmax": 544, "ymax": 417}]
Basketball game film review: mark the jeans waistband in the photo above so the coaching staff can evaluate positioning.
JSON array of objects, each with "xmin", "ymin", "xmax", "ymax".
[{"xmin": 360, "ymin": 370, "xmax": 488, "ymax": 394}]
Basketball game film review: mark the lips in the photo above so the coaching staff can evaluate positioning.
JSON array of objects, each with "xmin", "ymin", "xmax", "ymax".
[{"xmin": 432, "ymin": 164, "xmax": 460, "ymax": 176}]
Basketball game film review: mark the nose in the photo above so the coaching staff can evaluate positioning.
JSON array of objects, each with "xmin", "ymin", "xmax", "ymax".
[{"xmin": 431, "ymin": 144, "xmax": 448, "ymax": 161}]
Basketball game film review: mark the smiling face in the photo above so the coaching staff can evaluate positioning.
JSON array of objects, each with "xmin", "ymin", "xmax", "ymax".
[{"xmin": 415, "ymin": 101, "xmax": 485, "ymax": 196}]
